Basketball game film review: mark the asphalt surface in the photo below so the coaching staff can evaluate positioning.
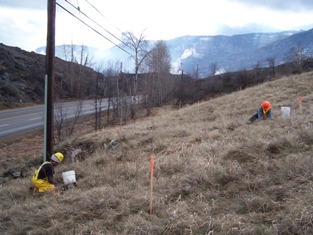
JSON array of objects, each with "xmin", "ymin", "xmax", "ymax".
[{"xmin": 0, "ymin": 100, "xmax": 107, "ymax": 139}]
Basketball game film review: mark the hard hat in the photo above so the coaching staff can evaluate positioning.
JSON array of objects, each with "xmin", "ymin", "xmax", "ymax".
[
  {"xmin": 261, "ymin": 101, "xmax": 271, "ymax": 111},
  {"xmin": 51, "ymin": 152, "xmax": 64, "ymax": 163}
]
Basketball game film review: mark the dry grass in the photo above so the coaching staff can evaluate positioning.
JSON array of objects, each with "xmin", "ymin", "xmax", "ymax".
[{"xmin": 1, "ymin": 72, "xmax": 313, "ymax": 234}]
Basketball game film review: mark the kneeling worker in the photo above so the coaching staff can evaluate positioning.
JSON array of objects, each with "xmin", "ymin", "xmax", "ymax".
[
  {"xmin": 32, "ymin": 152, "xmax": 64, "ymax": 193},
  {"xmin": 248, "ymin": 100, "xmax": 272, "ymax": 123}
]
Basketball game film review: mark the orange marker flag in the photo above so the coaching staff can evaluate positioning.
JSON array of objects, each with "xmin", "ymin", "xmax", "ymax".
[
  {"xmin": 149, "ymin": 156, "xmax": 155, "ymax": 215},
  {"xmin": 298, "ymin": 96, "xmax": 303, "ymax": 112},
  {"xmin": 114, "ymin": 127, "xmax": 119, "ymax": 136}
]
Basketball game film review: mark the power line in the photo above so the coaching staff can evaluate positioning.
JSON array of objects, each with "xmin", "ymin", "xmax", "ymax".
[
  {"xmin": 56, "ymin": 1, "xmax": 133, "ymax": 57},
  {"xmin": 63, "ymin": 0, "xmax": 132, "ymax": 51},
  {"xmin": 84, "ymin": 0, "xmax": 128, "ymax": 39},
  {"xmin": 85, "ymin": 0, "xmax": 105, "ymax": 18}
]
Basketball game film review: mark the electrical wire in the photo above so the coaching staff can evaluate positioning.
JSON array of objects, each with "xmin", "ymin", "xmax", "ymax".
[
  {"xmin": 56, "ymin": 1, "xmax": 133, "ymax": 57},
  {"xmin": 85, "ymin": 0, "xmax": 105, "ymax": 18},
  {"xmin": 63, "ymin": 0, "xmax": 131, "ymax": 51},
  {"xmin": 75, "ymin": 0, "xmax": 81, "ymax": 16},
  {"xmin": 84, "ymin": 0, "xmax": 129, "ymax": 39}
]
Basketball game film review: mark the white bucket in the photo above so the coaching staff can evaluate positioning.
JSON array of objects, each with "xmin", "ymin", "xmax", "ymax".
[
  {"xmin": 281, "ymin": 106, "xmax": 291, "ymax": 118},
  {"xmin": 62, "ymin": 170, "xmax": 76, "ymax": 184}
]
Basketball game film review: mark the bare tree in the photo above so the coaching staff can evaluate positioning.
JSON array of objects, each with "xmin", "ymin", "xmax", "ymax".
[
  {"xmin": 235, "ymin": 69, "xmax": 249, "ymax": 90},
  {"xmin": 67, "ymin": 100, "xmax": 83, "ymax": 137},
  {"xmin": 121, "ymin": 31, "xmax": 151, "ymax": 119},
  {"xmin": 252, "ymin": 61, "xmax": 263, "ymax": 82},
  {"xmin": 62, "ymin": 44, "xmax": 94, "ymax": 98},
  {"xmin": 54, "ymin": 101, "xmax": 83, "ymax": 142},
  {"xmin": 267, "ymin": 56, "xmax": 276, "ymax": 78},
  {"xmin": 190, "ymin": 65, "xmax": 199, "ymax": 79},
  {"xmin": 146, "ymin": 41, "xmax": 171, "ymax": 74},
  {"xmin": 144, "ymin": 40, "xmax": 173, "ymax": 110},
  {"xmin": 55, "ymin": 102, "xmax": 66, "ymax": 142},
  {"xmin": 94, "ymin": 60, "xmax": 132, "ymax": 128},
  {"xmin": 77, "ymin": 45, "xmax": 94, "ymax": 98},
  {"xmin": 54, "ymin": 44, "xmax": 94, "ymax": 140},
  {"xmin": 62, "ymin": 44, "xmax": 76, "ymax": 97},
  {"xmin": 103, "ymin": 62, "xmax": 121, "ymax": 125},
  {"xmin": 122, "ymin": 31, "xmax": 150, "ymax": 95},
  {"xmin": 288, "ymin": 44, "xmax": 307, "ymax": 74},
  {"xmin": 209, "ymin": 62, "xmax": 218, "ymax": 76},
  {"xmin": 94, "ymin": 62, "xmax": 105, "ymax": 130},
  {"xmin": 112, "ymin": 62, "xmax": 127, "ymax": 125}
]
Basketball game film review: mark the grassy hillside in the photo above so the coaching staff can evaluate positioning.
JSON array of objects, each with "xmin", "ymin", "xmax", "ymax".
[{"xmin": 0, "ymin": 72, "xmax": 313, "ymax": 234}]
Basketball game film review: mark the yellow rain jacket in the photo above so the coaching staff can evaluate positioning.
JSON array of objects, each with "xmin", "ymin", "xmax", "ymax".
[{"xmin": 32, "ymin": 161, "xmax": 55, "ymax": 193}]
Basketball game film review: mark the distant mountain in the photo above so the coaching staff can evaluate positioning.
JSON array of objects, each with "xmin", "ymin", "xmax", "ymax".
[
  {"xmin": 166, "ymin": 31, "xmax": 301, "ymax": 76},
  {"xmin": 257, "ymin": 28, "xmax": 313, "ymax": 64},
  {"xmin": 36, "ymin": 28, "xmax": 313, "ymax": 78}
]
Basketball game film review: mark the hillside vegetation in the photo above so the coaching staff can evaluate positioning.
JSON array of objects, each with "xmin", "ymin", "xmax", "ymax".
[{"xmin": 0, "ymin": 72, "xmax": 313, "ymax": 234}]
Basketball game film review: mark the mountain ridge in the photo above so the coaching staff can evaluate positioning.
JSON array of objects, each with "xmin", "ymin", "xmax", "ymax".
[{"xmin": 35, "ymin": 29, "xmax": 313, "ymax": 77}]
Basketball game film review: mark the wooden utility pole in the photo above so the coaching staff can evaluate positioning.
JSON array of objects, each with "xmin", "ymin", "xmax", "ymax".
[{"xmin": 45, "ymin": 0, "xmax": 56, "ymax": 161}]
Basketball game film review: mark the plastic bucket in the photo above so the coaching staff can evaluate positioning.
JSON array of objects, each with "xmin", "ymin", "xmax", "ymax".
[
  {"xmin": 62, "ymin": 170, "xmax": 76, "ymax": 184},
  {"xmin": 281, "ymin": 106, "xmax": 291, "ymax": 118}
]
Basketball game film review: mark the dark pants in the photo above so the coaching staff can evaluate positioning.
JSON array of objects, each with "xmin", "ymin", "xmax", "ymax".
[{"xmin": 249, "ymin": 113, "xmax": 258, "ymax": 122}]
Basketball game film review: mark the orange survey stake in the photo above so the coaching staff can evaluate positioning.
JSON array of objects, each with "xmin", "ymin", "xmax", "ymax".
[
  {"xmin": 150, "ymin": 156, "xmax": 154, "ymax": 173},
  {"xmin": 149, "ymin": 156, "xmax": 155, "ymax": 214}
]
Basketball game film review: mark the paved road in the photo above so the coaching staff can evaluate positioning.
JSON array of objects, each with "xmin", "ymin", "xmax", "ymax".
[{"xmin": 0, "ymin": 100, "xmax": 108, "ymax": 139}]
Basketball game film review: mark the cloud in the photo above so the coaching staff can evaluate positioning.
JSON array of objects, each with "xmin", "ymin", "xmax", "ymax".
[
  {"xmin": 218, "ymin": 24, "xmax": 276, "ymax": 35},
  {"xmin": 215, "ymin": 2, "xmax": 313, "ymax": 35},
  {"xmin": 0, "ymin": 7, "xmax": 47, "ymax": 51},
  {"xmin": 229, "ymin": 0, "xmax": 313, "ymax": 10},
  {"xmin": 0, "ymin": 0, "xmax": 46, "ymax": 10},
  {"xmin": 1, "ymin": 0, "xmax": 313, "ymax": 52}
]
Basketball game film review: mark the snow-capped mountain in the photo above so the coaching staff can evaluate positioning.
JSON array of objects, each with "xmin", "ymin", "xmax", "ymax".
[{"xmin": 36, "ymin": 28, "xmax": 313, "ymax": 78}]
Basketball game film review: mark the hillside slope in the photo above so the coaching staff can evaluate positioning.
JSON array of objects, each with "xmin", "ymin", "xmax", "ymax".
[
  {"xmin": 0, "ymin": 43, "xmax": 99, "ymax": 109},
  {"xmin": 0, "ymin": 72, "xmax": 313, "ymax": 234}
]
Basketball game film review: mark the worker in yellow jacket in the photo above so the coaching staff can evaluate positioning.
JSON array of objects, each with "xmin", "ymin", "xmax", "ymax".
[{"xmin": 32, "ymin": 152, "xmax": 64, "ymax": 193}]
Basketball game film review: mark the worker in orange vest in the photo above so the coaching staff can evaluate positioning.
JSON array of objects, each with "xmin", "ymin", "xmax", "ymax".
[{"xmin": 247, "ymin": 101, "xmax": 272, "ymax": 124}]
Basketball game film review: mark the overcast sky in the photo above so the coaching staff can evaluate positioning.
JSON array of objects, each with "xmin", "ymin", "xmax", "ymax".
[{"xmin": 1, "ymin": 0, "xmax": 313, "ymax": 52}]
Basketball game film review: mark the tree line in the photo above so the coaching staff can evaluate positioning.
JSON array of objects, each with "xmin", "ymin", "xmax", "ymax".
[
  {"xmin": 53, "ymin": 32, "xmax": 313, "ymax": 141},
  {"xmin": 53, "ymin": 32, "xmax": 185, "ymax": 141}
]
